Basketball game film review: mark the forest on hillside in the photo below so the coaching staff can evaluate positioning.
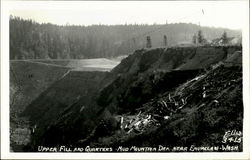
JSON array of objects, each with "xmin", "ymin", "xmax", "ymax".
[{"xmin": 9, "ymin": 16, "xmax": 241, "ymax": 59}]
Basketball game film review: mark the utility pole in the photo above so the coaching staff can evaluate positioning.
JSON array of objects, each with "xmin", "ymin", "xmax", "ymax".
[
  {"xmin": 163, "ymin": 35, "xmax": 168, "ymax": 47},
  {"xmin": 192, "ymin": 34, "xmax": 197, "ymax": 44},
  {"xmin": 146, "ymin": 36, "xmax": 152, "ymax": 48}
]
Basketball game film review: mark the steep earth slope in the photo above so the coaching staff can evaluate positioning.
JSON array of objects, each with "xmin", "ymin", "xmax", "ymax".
[
  {"xmin": 10, "ymin": 60, "xmax": 70, "ymax": 151},
  {"xmin": 91, "ymin": 65, "xmax": 243, "ymax": 152},
  {"xmin": 10, "ymin": 60, "xmax": 70, "ymax": 113},
  {"xmin": 22, "ymin": 71, "xmax": 107, "ymax": 127},
  {"xmin": 21, "ymin": 70, "xmax": 109, "ymax": 150},
  {"xmin": 10, "ymin": 58, "xmax": 120, "ymax": 151},
  {"xmin": 99, "ymin": 46, "xmax": 241, "ymax": 113},
  {"xmin": 21, "ymin": 46, "xmax": 242, "ymax": 151}
]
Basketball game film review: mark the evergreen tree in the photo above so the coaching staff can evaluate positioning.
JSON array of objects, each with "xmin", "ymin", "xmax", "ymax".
[{"xmin": 9, "ymin": 16, "xmax": 240, "ymax": 59}]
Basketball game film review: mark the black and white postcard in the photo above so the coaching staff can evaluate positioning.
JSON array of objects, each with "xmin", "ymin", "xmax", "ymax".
[{"xmin": 1, "ymin": 0, "xmax": 249, "ymax": 159}]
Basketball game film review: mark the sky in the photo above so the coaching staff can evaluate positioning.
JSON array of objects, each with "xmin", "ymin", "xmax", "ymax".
[{"xmin": 9, "ymin": 1, "xmax": 248, "ymax": 30}]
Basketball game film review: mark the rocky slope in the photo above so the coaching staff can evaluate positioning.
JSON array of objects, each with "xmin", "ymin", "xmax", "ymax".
[
  {"xmin": 92, "ymin": 65, "xmax": 243, "ymax": 151},
  {"xmin": 21, "ymin": 45, "xmax": 243, "ymax": 152}
]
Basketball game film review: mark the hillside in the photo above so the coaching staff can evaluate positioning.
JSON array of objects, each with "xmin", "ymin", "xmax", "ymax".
[
  {"xmin": 21, "ymin": 45, "xmax": 243, "ymax": 152},
  {"xmin": 10, "ymin": 58, "xmax": 119, "ymax": 114},
  {"xmin": 22, "ymin": 71, "xmax": 108, "ymax": 127},
  {"xmin": 100, "ymin": 46, "xmax": 241, "ymax": 113},
  {"xmin": 92, "ymin": 65, "xmax": 243, "ymax": 151},
  {"xmin": 10, "ymin": 60, "xmax": 70, "ymax": 151},
  {"xmin": 10, "ymin": 16, "xmax": 241, "ymax": 59},
  {"xmin": 112, "ymin": 46, "xmax": 241, "ymax": 74},
  {"xmin": 10, "ymin": 58, "xmax": 121, "ymax": 151},
  {"xmin": 21, "ymin": 70, "xmax": 109, "ymax": 150},
  {"xmin": 10, "ymin": 60, "xmax": 70, "ymax": 115}
]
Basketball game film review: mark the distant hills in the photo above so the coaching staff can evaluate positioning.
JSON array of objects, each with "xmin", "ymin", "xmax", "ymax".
[{"xmin": 10, "ymin": 16, "xmax": 241, "ymax": 59}]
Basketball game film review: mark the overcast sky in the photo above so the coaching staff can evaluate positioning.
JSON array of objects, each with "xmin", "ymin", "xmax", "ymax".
[{"xmin": 10, "ymin": 1, "xmax": 248, "ymax": 30}]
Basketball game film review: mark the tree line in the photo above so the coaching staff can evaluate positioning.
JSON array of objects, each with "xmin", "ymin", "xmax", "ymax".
[{"xmin": 10, "ymin": 16, "xmax": 241, "ymax": 59}]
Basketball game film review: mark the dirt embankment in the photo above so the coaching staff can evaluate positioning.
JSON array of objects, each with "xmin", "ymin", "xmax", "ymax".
[
  {"xmin": 10, "ymin": 61, "xmax": 70, "ymax": 151},
  {"xmin": 98, "ymin": 46, "xmax": 241, "ymax": 113},
  {"xmin": 21, "ymin": 70, "xmax": 109, "ymax": 150},
  {"xmin": 111, "ymin": 46, "xmax": 241, "ymax": 74},
  {"xmin": 22, "ymin": 71, "xmax": 108, "ymax": 126},
  {"xmin": 10, "ymin": 61, "xmax": 70, "ymax": 114},
  {"xmin": 21, "ymin": 46, "xmax": 242, "ymax": 151},
  {"xmin": 97, "ymin": 65, "xmax": 242, "ymax": 151}
]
